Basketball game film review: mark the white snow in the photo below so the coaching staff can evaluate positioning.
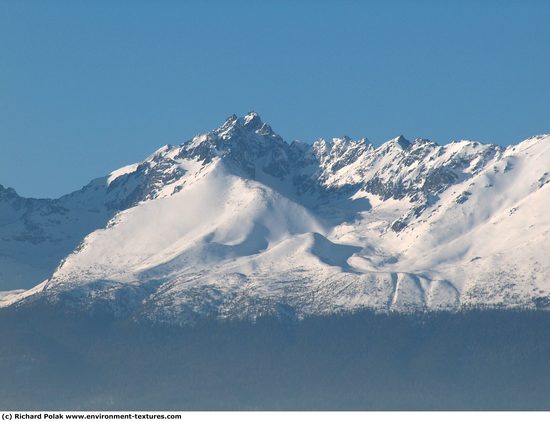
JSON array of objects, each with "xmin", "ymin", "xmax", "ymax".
[{"xmin": 107, "ymin": 163, "xmax": 139, "ymax": 185}]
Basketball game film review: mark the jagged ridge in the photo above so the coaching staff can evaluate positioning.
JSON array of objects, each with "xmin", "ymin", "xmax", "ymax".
[{"xmin": 1, "ymin": 113, "xmax": 549, "ymax": 322}]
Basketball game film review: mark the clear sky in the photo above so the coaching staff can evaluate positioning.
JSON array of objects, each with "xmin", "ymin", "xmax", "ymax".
[{"xmin": 1, "ymin": 0, "xmax": 549, "ymax": 198}]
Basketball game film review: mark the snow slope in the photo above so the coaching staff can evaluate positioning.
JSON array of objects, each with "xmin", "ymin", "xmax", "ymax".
[{"xmin": 1, "ymin": 113, "xmax": 549, "ymax": 321}]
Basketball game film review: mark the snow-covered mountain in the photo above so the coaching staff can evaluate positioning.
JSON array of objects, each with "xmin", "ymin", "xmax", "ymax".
[{"xmin": 1, "ymin": 112, "xmax": 549, "ymax": 322}]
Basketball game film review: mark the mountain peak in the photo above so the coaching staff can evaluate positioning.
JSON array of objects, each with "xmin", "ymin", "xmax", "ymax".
[
  {"xmin": 220, "ymin": 111, "xmax": 263, "ymax": 130},
  {"xmin": 377, "ymin": 135, "xmax": 411, "ymax": 152},
  {"xmin": 0, "ymin": 184, "xmax": 19, "ymax": 200},
  {"xmin": 212, "ymin": 112, "xmax": 281, "ymax": 143},
  {"xmin": 216, "ymin": 112, "xmax": 267, "ymax": 134},
  {"xmin": 241, "ymin": 111, "xmax": 263, "ymax": 130},
  {"xmin": 392, "ymin": 135, "xmax": 411, "ymax": 149},
  {"xmin": 217, "ymin": 114, "xmax": 239, "ymax": 134}
]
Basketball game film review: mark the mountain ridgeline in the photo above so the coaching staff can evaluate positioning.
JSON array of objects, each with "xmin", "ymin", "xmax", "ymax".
[{"xmin": 1, "ymin": 112, "xmax": 549, "ymax": 322}]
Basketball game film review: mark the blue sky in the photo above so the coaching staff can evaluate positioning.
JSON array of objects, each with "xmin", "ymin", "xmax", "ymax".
[{"xmin": 1, "ymin": 0, "xmax": 549, "ymax": 198}]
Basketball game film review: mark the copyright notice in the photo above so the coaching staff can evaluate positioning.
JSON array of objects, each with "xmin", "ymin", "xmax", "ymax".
[{"xmin": 1, "ymin": 414, "xmax": 181, "ymax": 420}]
